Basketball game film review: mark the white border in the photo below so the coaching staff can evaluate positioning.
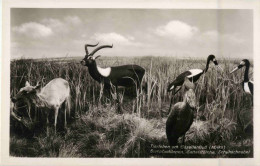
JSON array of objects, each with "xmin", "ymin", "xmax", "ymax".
[{"xmin": 1, "ymin": 0, "xmax": 260, "ymax": 166}]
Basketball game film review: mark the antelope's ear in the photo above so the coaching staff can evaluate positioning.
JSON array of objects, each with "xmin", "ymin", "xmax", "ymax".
[{"xmin": 25, "ymin": 81, "xmax": 30, "ymax": 87}]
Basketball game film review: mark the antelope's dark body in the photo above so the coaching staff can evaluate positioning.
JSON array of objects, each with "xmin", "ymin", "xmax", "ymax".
[{"xmin": 88, "ymin": 63, "xmax": 145, "ymax": 89}]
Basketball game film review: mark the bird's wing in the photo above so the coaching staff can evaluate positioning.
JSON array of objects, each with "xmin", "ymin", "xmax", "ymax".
[
  {"xmin": 167, "ymin": 71, "xmax": 191, "ymax": 91},
  {"xmin": 248, "ymin": 81, "xmax": 254, "ymax": 95},
  {"xmin": 187, "ymin": 69, "xmax": 203, "ymax": 78}
]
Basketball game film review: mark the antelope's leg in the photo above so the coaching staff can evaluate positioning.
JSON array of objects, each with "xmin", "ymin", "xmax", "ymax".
[
  {"xmin": 64, "ymin": 105, "xmax": 67, "ymax": 129},
  {"xmin": 115, "ymin": 86, "xmax": 122, "ymax": 114},
  {"xmin": 54, "ymin": 107, "xmax": 59, "ymax": 134},
  {"xmin": 46, "ymin": 111, "xmax": 49, "ymax": 136},
  {"xmin": 99, "ymin": 82, "xmax": 104, "ymax": 105}
]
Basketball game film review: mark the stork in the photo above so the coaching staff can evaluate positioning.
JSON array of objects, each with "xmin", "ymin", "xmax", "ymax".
[
  {"xmin": 167, "ymin": 54, "xmax": 222, "ymax": 111},
  {"xmin": 230, "ymin": 59, "xmax": 253, "ymax": 96}
]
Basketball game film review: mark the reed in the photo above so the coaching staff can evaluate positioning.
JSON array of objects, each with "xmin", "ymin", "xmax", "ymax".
[{"xmin": 10, "ymin": 56, "xmax": 253, "ymax": 157}]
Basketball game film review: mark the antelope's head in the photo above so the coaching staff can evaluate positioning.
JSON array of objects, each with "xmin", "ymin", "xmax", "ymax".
[
  {"xmin": 11, "ymin": 81, "xmax": 41, "ymax": 104},
  {"xmin": 81, "ymin": 43, "xmax": 113, "ymax": 67}
]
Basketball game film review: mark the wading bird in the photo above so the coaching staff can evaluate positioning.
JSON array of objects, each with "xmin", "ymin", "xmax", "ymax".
[
  {"xmin": 167, "ymin": 54, "xmax": 222, "ymax": 111},
  {"xmin": 230, "ymin": 59, "xmax": 253, "ymax": 137},
  {"xmin": 166, "ymin": 77, "xmax": 197, "ymax": 146},
  {"xmin": 81, "ymin": 43, "xmax": 145, "ymax": 113},
  {"xmin": 11, "ymin": 78, "xmax": 71, "ymax": 134},
  {"xmin": 230, "ymin": 59, "xmax": 253, "ymax": 96}
]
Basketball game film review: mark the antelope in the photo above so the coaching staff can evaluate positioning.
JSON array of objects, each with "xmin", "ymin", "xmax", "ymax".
[
  {"xmin": 11, "ymin": 78, "xmax": 71, "ymax": 134},
  {"xmin": 166, "ymin": 77, "xmax": 197, "ymax": 146},
  {"xmin": 167, "ymin": 54, "xmax": 222, "ymax": 112},
  {"xmin": 81, "ymin": 43, "xmax": 145, "ymax": 113}
]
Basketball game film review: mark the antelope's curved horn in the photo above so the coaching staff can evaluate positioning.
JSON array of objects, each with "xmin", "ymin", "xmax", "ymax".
[
  {"xmin": 85, "ymin": 43, "xmax": 99, "ymax": 55},
  {"xmin": 94, "ymin": 55, "xmax": 101, "ymax": 60},
  {"xmin": 89, "ymin": 44, "xmax": 113, "ymax": 56}
]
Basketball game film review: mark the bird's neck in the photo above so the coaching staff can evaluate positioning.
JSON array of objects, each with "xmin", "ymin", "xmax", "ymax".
[
  {"xmin": 88, "ymin": 62, "xmax": 103, "ymax": 82},
  {"xmin": 244, "ymin": 65, "xmax": 250, "ymax": 82},
  {"xmin": 203, "ymin": 60, "xmax": 210, "ymax": 73}
]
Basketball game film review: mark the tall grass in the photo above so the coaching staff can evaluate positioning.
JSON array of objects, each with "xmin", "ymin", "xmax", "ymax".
[{"xmin": 10, "ymin": 56, "xmax": 253, "ymax": 157}]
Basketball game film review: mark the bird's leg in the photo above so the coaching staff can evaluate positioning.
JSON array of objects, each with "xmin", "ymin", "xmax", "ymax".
[
  {"xmin": 181, "ymin": 135, "xmax": 188, "ymax": 154},
  {"xmin": 182, "ymin": 135, "xmax": 185, "ymax": 145},
  {"xmin": 174, "ymin": 86, "xmax": 182, "ymax": 95}
]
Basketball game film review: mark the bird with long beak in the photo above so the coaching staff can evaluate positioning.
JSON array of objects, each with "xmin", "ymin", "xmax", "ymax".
[
  {"xmin": 230, "ymin": 59, "xmax": 253, "ymax": 96},
  {"xmin": 167, "ymin": 54, "xmax": 223, "ymax": 112}
]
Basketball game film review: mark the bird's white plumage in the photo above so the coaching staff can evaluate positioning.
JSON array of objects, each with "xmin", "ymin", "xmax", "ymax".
[
  {"xmin": 97, "ymin": 66, "xmax": 111, "ymax": 77},
  {"xmin": 187, "ymin": 69, "xmax": 203, "ymax": 78},
  {"xmin": 244, "ymin": 82, "xmax": 251, "ymax": 94},
  {"xmin": 169, "ymin": 85, "xmax": 174, "ymax": 90}
]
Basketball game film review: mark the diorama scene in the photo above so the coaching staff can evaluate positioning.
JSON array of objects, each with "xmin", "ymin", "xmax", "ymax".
[{"xmin": 10, "ymin": 9, "xmax": 253, "ymax": 158}]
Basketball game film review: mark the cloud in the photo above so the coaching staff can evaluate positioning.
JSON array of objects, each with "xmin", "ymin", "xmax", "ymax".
[
  {"xmin": 13, "ymin": 22, "xmax": 53, "ymax": 38},
  {"xmin": 41, "ymin": 18, "xmax": 64, "ymax": 28},
  {"xmin": 91, "ymin": 32, "xmax": 142, "ymax": 46},
  {"xmin": 41, "ymin": 16, "xmax": 82, "ymax": 34},
  {"xmin": 155, "ymin": 20, "xmax": 199, "ymax": 40},
  {"xmin": 64, "ymin": 16, "xmax": 82, "ymax": 25},
  {"xmin": 199, "ymin": 30, "xmax": 245, "ymax": 45}
]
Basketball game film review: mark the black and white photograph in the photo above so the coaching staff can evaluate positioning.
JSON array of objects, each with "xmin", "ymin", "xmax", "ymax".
[{"xmin": 1, "ymin": 0, "xmax": 260, "ymax": 165}]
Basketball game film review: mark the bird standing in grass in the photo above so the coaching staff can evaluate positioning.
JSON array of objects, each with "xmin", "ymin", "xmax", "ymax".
[
  {"xmin": 166, "ymin": 77, "xmax": 197, "ymax": 146},
  {"xmin": 167, "ymin": 54, "xmax": 222, "ymax": 111},
  {"xmin": 230, "ymin": 59, "xmax": 253, "ymax": 136},
  {"xmin": 230, "ymin": 59, "xmax": 253, "ymax": 96}
]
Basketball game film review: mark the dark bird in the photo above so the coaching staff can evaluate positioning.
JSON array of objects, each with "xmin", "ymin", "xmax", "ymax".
[
  {"xmin": 230, "ymin": 59, "xmax": 253, "ymax": 96},
  {"xmin": 81, "ymin": 43, "xmax": 145, "ymax": 113},
  {"xmin": 167, "ymin": 54, "xmax": 222, "ymax": 111},
  {"xmin": 166, "ymin": 77, "xmax": 197, "ymax": 146}
]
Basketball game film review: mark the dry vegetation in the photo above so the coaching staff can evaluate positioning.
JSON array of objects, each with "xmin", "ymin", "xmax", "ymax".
[{"xmin": 10, "ymin": 56, "xmax": 253, "ymax": 157}]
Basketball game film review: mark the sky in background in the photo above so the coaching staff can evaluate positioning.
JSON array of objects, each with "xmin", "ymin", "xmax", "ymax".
[{"xmin": 11, "ymin": 9, "xmax": 253, "ymax": 59}]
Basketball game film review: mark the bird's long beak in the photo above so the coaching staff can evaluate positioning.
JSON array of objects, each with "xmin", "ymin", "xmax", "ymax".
[{"xmin": 230, "ymin": 67, "xmax": 239, "ymax": 74}]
